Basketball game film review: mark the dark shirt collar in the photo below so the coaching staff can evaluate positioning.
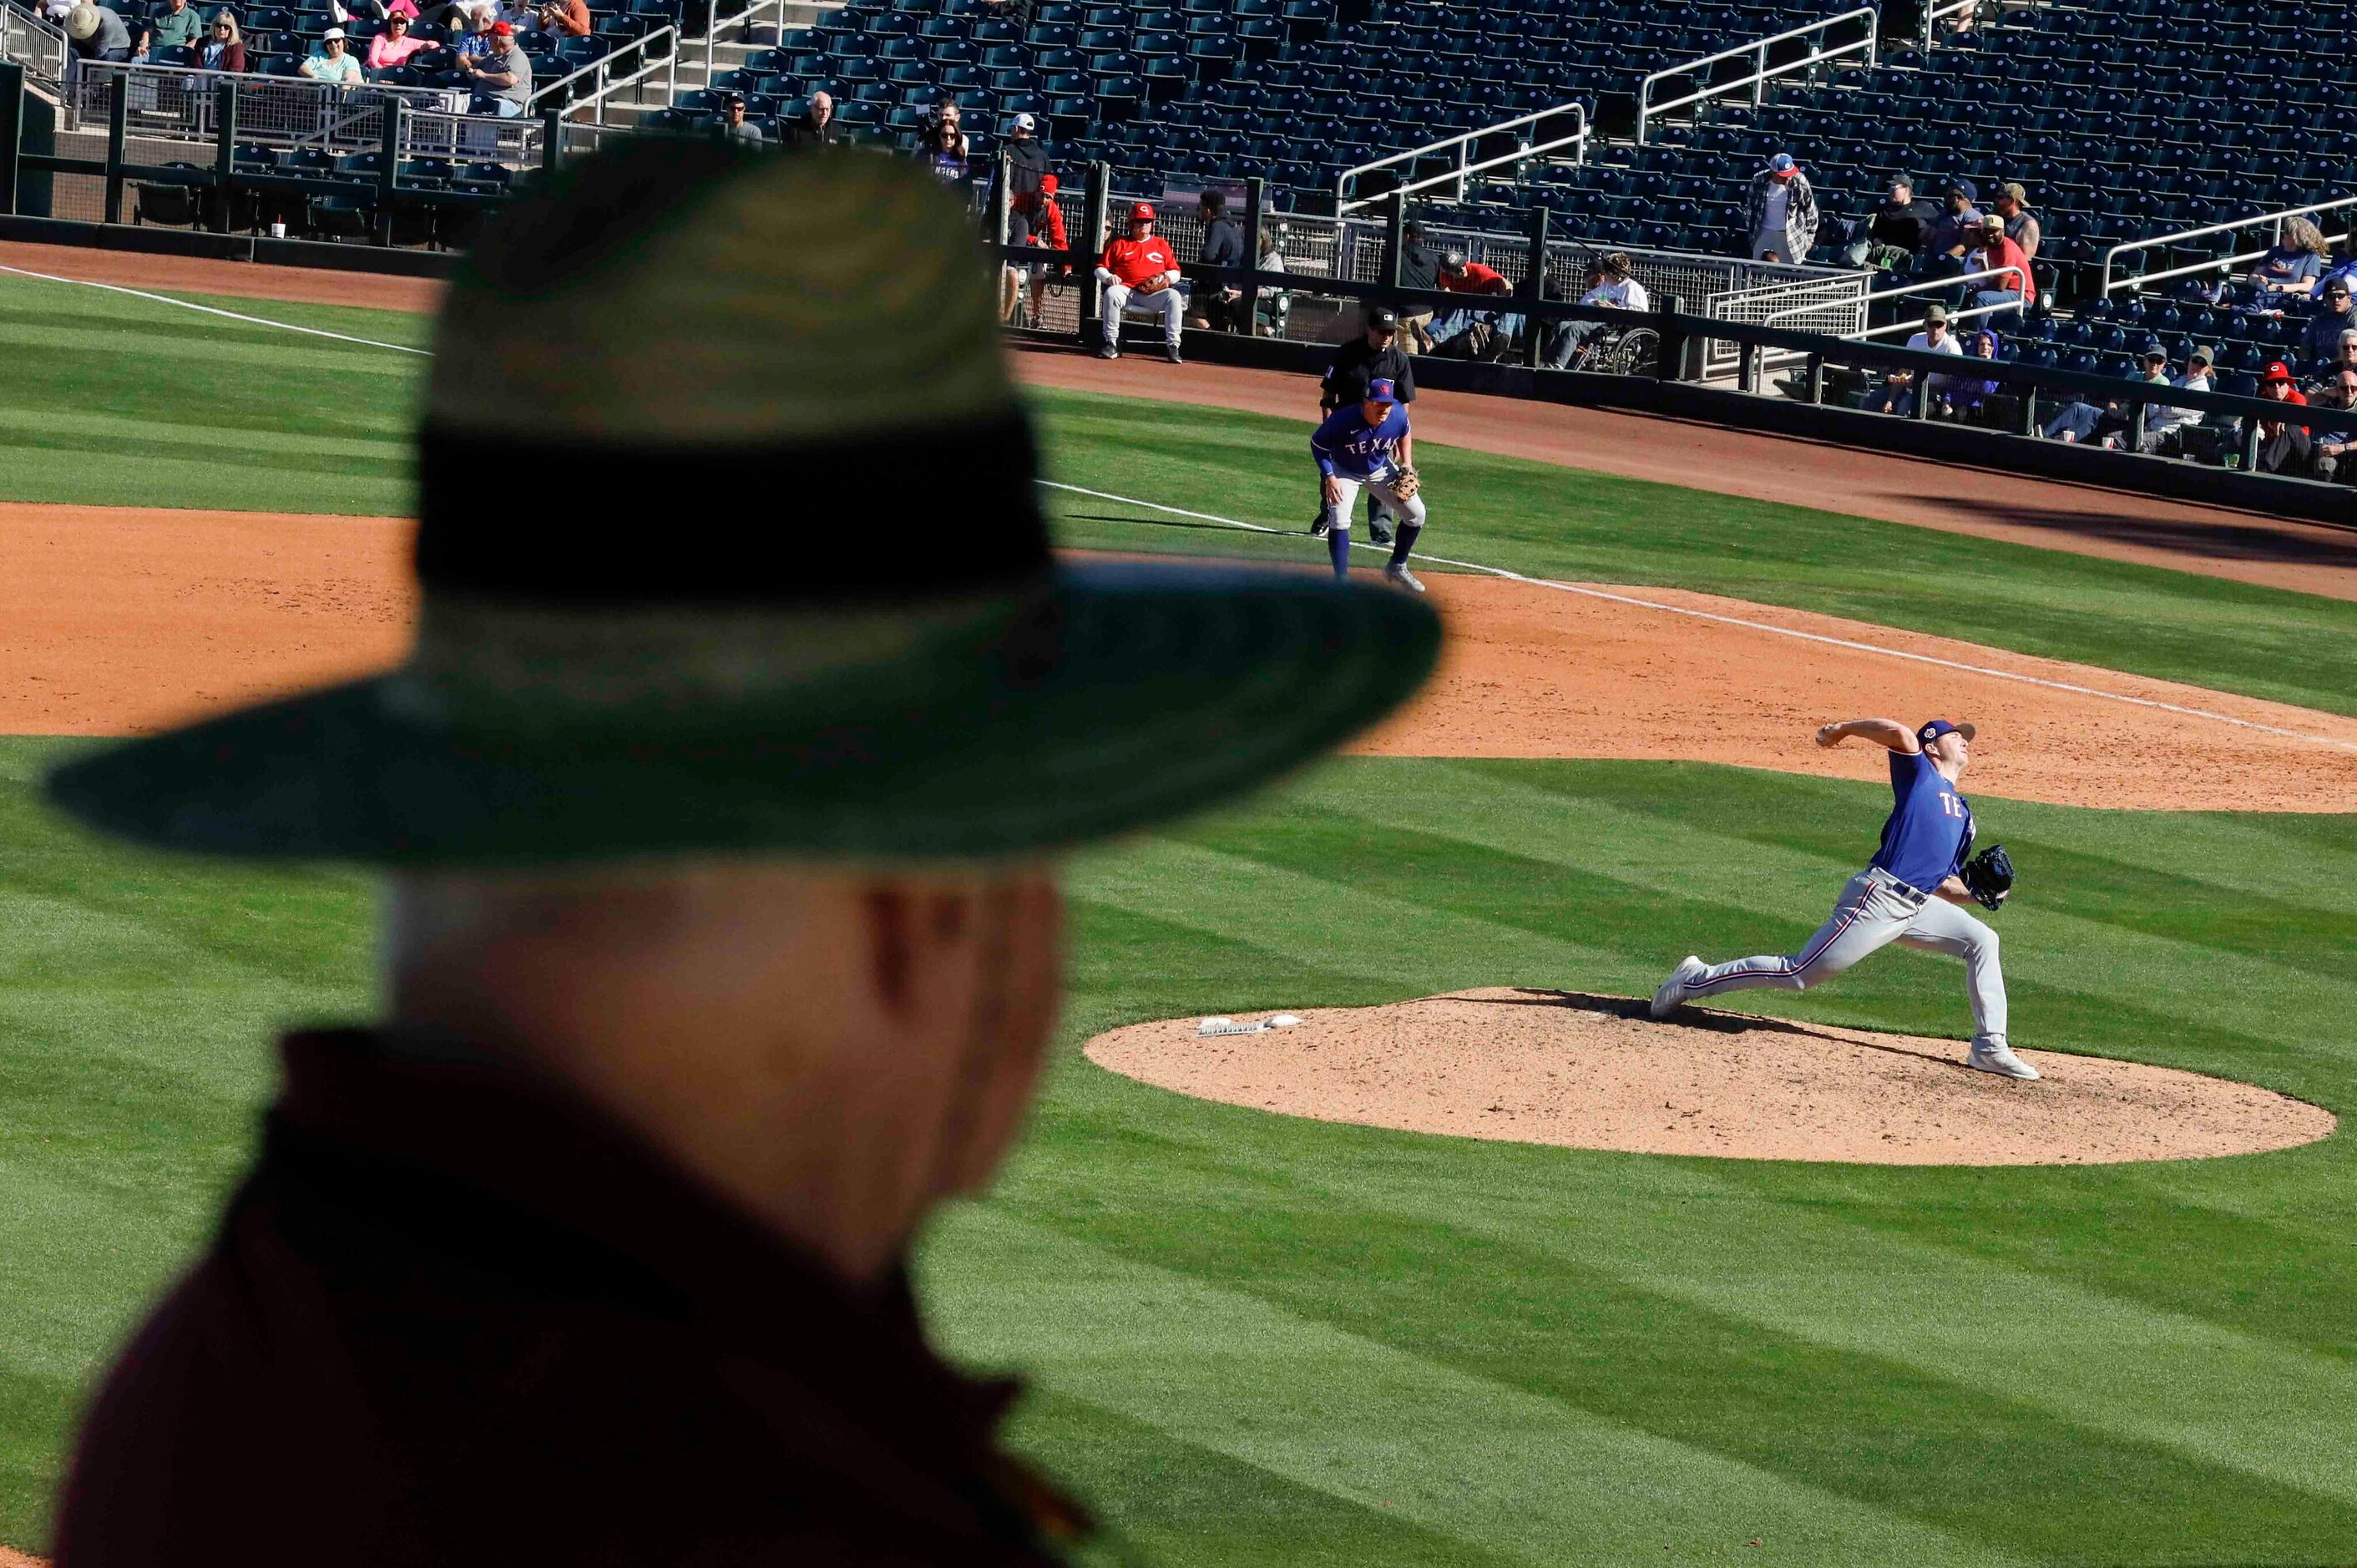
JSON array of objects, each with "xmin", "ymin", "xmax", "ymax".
[{"xmin": 264, "ymin": 1027, "xmax": 1027, "ymax": 1477}]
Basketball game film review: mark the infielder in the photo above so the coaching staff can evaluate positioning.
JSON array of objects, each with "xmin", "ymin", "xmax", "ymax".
[
  {"xmin": 1311, "ymin": 377, "xmax": 1425, "ymax": 592},
  {"xmin": 1648, "ymin": 718, "xmax": 2033, "ymax": 1079}
]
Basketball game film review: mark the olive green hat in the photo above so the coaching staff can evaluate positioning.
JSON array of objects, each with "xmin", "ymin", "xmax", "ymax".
[{"xmin": 44, "ymin": 139, "xmax": 1440, "ymax": 866}]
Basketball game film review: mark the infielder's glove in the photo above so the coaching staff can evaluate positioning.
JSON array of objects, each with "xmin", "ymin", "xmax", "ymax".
[
  {"xmin": 1961, "ymin": 843, "xmax": 2015, "ymax": 912},
  {"xmin": 1389, "ymin": 465, "xmax": 1420, "ymax": 500}
]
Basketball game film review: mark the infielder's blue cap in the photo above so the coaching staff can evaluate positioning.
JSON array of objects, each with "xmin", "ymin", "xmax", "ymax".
[
  {"xmin": 1919, "ymin": 719, "xmax": 1978, "ymax": 744},
  {"xmin": 1365, "ymin": 377, "xmax": 1399, "ymax": 402}
]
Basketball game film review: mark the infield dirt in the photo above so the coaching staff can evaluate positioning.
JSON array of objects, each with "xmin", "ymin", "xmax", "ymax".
[
  {"xmin": 7, "ymin": 505, "xmax": 2349, "ymax": 812},
  {"xmin": 1086, "ymin": 989, "xmax": 2337, "ymax": 1166}
]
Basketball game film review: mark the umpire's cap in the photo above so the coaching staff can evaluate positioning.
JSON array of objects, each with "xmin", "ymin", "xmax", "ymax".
[
  {"xmin": 1367, "ymin": 306, "xmax": 1399, "ymax": 330},
  {"xmin": 44, "ymin": 140, "xmax": 1441, "ymax": 867}
]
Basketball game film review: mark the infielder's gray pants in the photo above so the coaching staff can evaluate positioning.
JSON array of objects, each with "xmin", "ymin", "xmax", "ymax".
[
  {"xmin": 1687, "ymin": 868, "xmax": 2007, "ymax": 1045},
  {"xmin": 1322, "ymin": 472, "xmax": 1427, "ymax": 532}
]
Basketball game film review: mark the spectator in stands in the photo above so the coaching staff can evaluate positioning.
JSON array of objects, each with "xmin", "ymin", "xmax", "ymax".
[
  {"xmin": 134, "ymin": 0, "xmax": 202, "ymax": 62},
  {"xmin": 1010, "ymin": 172, "xmax": 1070, "ymax": 328},
  {"xmin": 367, "ymin": 12, "xmax": 427, "ymax": 73},
  {"xmin": 1191, "ymin": 189, "xmax": 1247, "ymax": 333},
  {"xmin": 195, "ymin": 10, "xmax": 244, "ymax": 70},
  {"xmin": 1095, "ymin": 201, "xmax": 1186, "ymax": 363},
  {"xmin": 535, "ymin": 0, "xmax": 589, "ymax": 33},
  {"xmin": 1744, "ymin": 152, "xmax": 1818, "ymax": 264},
  {"xmin": 2248, "ymin": 216, "xmax": 2329, "ymax": 300},
  {"xmin": 1429, "ymin": 249, "xmax": 1517, "ymax": 357},
  {"xmin": 64, "ymin": 4, "xmax": 134, "ymax": 63},
  {"xmin": 1990, "ymin": 183, "xmax": 2039, "ymax": 263},
  {"xmin": 2045, "ymin": 357, "xmax": 2163, "ymax": 445},
  {"xmin": 301, "ymin": 26, "xmax": 365, "ymax": 81},
  {"xmin": 1935, "ymin": 328, "xmax": 2011, "ymax": 425},
  {"xmin": 1543, "ymin": 250, "xmax": 1648, "ymax": 369},
  {"xmin": 1924, "ymin": 178, "xmax": 1982, "ymax": 260},
  {"xmin": 717, "ymin": 92, "xmax": 762, "ymax": 145},
  {"xmin": 2305, "ymin": 369, "xmax": 2357, "ymax": 481},
  {"xmin": 996, "ymin": 114, "xmax": 1053, "ymax": 324},
  {"xmin": 1865, "ymin": 303, "xmax": 1961, "ymax": 416},
  {"xmin": 494, "ymin": 0, "xmax": 536, "ymax": 32},
  {"xmin": 1966, "ymin": 213, "xmax": 2032, "ymax": 324},
  {"xmin": 2298, "ymin": 278, "xmax": 2357, "ymax": 372},
  {"xmin": 1253, "ymin": 222, "xmax": 1291, "ymax": 337},
  {"xmin": 454, "ymin": 18, "xmax": 529, "ymax": 114},
  {"xmin": 2142, "ymin": 344, "xmax": 2213, "ymax": 454},
  {"xmin": 1849, "ymin": 175, "xmax": 1934, "ymax": 269},
  {"xmin": 783, "ymin": 91, "xmax": 838, "ymax": 148},
  {"xmin": 1317, "ymin": 305, "xmax": 1416, "ymax": 544},
  {"xmin": 2251, "ymin": 362, "xmax": 2312, "ymax": 476},
  {"xmin": 2309, "ymin": 238, "xmax": 2357, "ymax": 302},
  {"xmin": 1395, "ymin": 220, "xmax": 1440, "ymax": 353},
  {"xmin": 454, "ymin": 8, "xmax": 499, "ymax": 61},
  {"xmin": 917, "ymin": 102, "xmax": 969, "ymax": 184}
]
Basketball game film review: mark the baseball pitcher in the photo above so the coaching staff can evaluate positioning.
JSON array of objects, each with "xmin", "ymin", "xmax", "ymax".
[
  {"xmin": 1310, "ymin": 377, "xmax": 1426, "ymax": 592},
  {"xmin": 1647, "ymin": 718, "xmax": 2032, "ymax": 1079}
]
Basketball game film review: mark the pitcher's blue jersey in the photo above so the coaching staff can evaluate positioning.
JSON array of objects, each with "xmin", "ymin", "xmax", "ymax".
[
  {"xmin": 1312, "ymin": 403, "xmax": 1410, "ymax": 479},
  {"xmin": 1871, "ymin": 749, "xmax": 1975, "ymax": 894}
]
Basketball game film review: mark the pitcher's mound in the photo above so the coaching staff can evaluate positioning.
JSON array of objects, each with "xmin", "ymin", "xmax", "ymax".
[{"xmin": 1084, "ymin": 989, "xmax": 2334, "ymax": 1166}]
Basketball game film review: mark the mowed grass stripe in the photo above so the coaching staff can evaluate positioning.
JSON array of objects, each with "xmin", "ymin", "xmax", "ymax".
[
  {"xmin": 926, "ymin": 1205, "xmax": 2026, "ymax": 1567},
  {"xmin": 1000, "ymin": 1388, "xmax": 1531, "ymax": 1568},
  {"xmin": 1029, "ymin": 390, "xmax": 2357, "ymax": 719},
  {"xmin": 972, "ymin": 1165, "xmax": 2357, "ymax": 1562}
]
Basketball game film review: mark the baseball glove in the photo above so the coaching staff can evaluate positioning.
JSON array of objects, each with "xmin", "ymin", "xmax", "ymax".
[
  {"xmin": 1389, "ymin": 465, "xmax": 1420, "ymax": 500},
  {"xmin": 1961, "ymin": 843, "xmax": 2014, "ymax": 912}
]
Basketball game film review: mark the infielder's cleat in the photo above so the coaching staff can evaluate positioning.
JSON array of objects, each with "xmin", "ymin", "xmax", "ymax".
[
  {"xmin": 1649, "ymin": 955, "xmax": 1705, "ymax": 1019},
  {"xmin": 1966, "ymin": 1040, "xmax": 2041, "ymax": 1080},
  {"xmin": 1383, "ymin": 564, "xmax": 1425, "ymax": 593},
  {"xmin": 1308, "ymin": 513, "xmax": 1330, "ymax": 538}
]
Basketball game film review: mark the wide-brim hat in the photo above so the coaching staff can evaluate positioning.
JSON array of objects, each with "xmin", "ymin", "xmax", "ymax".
[
  {"xmin": 63, "ymin": 3, "xmax": 99, "ymax": 38},
  {"xmin": 45, "ymin": 140, "xmax": 1440, "ymax": 867}
]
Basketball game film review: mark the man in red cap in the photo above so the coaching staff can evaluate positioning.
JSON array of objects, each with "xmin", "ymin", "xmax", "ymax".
[
  {"xmin": 1095, "ymin": 201, "xmax": 1186, "ymax": 363},
  {"xmin": 2253, "ymin": 361, "xmax": 2311, "ymax": 476},
  {"xmin": 455, "ymin": 16, "xmax": 531, "ymax": 115}
]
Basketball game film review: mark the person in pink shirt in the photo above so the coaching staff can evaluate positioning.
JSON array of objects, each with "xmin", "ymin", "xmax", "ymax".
[
  {"xmin": 365, "ymin": 11, "xmax": 427, "ymax": 70},
  {"xmin": 1967, "ymin": 213, "xmax": 2033, "ymax": 326}
]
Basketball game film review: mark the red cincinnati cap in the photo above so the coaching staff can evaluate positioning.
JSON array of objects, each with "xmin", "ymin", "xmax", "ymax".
[
  {"xmin": 489, "ymin": 19, "xmax": 513, "ymax": 33},
  {"xmin": 1130, "ymin": 202, "xmax": 1155, "ymax": 221},
  {"xmin": 2263, "ymin": 361, "xmax": 2294, "ymax": 382}
]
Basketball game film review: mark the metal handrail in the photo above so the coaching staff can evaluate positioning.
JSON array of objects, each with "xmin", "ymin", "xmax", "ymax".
[
  {"xmin": 1769, "ymin": 263, "xmax": 2030, "ymax": 338},
  {"xmin": 1334, "ymin": 100, "xmax": 1586, "ymax": 215},
  {"xmin": 1636, "ymin": 6, "xmax": 1877, "ymax": 144},
  {"xmin": 2100, "ymin": 195, "xmax": 2357, "ymax": 297},
  {"xmin": 0, "ymin": 2, "xmax": 68, "ymax": 88},
  {"xmin": 1920, "ymin": 0, "xmax": 1976, "ymax": 52},
  {"xmin": 685, "ymin": 0, "xmax": 785, "ymax": 89},
  {"xmin": 527, "ymin": 22, "xmax": 675, "ymax": 120}
]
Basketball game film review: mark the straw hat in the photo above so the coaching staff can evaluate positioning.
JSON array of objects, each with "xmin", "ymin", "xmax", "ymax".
[
  {"xmin": 46, "ymin": 139, "xmax": 1440, "ymax": 866},
  {"xmin": 63, "ymin": 4, "xmax": 102, "ymax": 39}
]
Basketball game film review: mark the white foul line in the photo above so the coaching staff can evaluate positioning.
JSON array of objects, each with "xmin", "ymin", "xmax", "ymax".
[
  {"xmin": 0, "ymin": 263, "xmax": 433, "ymax": 355},
  {"xmin": 1041, "ymin": 479, "xmax": 2357, "ymax": 756}
]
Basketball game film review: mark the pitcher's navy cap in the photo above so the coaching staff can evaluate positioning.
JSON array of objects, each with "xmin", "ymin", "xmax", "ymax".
[
  {"xmin": 1919, "ymin": 719, "xmax": 1977, "ymax": 745},
  {"xmin": 1365, "ymin": 377, "xmax": 1399, "ymax": 402}
]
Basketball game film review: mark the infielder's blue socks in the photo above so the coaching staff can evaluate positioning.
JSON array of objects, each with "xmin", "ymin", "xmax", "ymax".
[
  {"xmin": 1389, "ymin": 523, "xmax": 1421, "ymax": 568},
  {"xmin": 1328, "ymin": 526, "xmax": 1350, "ymax": 579}
]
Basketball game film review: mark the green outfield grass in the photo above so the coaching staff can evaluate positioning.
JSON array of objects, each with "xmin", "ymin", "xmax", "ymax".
[
  {"xmin": 2, "ymin": 741, "xmax": 2352, "ymax": 1564},
  {"xmin": 2, "ymin": 272, "xmax": 2354, "ymax": 1564}
]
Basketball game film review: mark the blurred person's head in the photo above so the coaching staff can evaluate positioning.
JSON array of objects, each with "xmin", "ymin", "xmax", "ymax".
[
  {"xmin": 1364, "ymin": 305, "xmax": 1398, "ymax": 345},
  {"xmin": 2284, "ymin": 215, "xmax": 2329, "ymax": 256},
  {"xmin": 808, "ymin": 89, "xmax": 832, "ymax": 124}
]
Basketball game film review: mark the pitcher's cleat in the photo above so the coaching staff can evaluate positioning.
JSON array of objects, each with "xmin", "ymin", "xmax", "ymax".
[
  {"xmin": 1967, "ymin": 1039, "xmax": 2041, "ymax": 1080},
  {"xmin": 1384, "ymin": 564, "xmax": 1425, "ymax": 593},
  {"xmin": 1650, "ymin": 955, "xmax": 1706, "ymax": 1019}
]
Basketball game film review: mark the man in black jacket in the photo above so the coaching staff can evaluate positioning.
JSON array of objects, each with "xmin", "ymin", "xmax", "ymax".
[
  {"xmin": 994, "ymin": 113, "xmax": 1052, "ymax": 321},
  {"xmin": 1396, "ymin": 219, "xmax": 1442, "ymax": 352},
  {"xmin": 1313, "ymin": 305, "xmax": 1419, "ymax": 543},
  {"xmin": 1846, "ymin": 175, "xmax": 1935, "ymax": 268},
  {"xmin": 1193, "ymin": 187, "xmax": 1247, "ymax": 331}
]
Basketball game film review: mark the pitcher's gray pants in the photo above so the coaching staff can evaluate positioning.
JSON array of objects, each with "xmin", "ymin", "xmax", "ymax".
[{"xmin": 1687, "ymin": 868, "xmax": 2008, "ymax": 1045}]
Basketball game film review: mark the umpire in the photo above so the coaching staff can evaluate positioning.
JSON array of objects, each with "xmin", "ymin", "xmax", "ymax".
[{"xmin": 1314, "ymin": 304, "xmax": 1417, "ymax": 544}]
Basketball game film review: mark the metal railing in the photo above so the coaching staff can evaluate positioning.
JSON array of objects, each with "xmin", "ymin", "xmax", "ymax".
[
  {"xmin": 685, "ymin": 0, "xmax": 789, "ymax": 89},
  {"xmin": 66, "ymin": 58, "xmax": 540, "ymax": 162},
  {"xmin": 1, "ymin": 2, "xmax": 67, "ymax": 89},
  {"xmin": 1787, "ymin": 262, "xmax": 2031, "ymax": 340},
  {"xmin": 528, "ymin": 23, "xmax": 675, "ymax": 124},
  {"xmin": 1636, "ymin": 6, "xmax": 1878, "ymax": 144},
  {"xmin": 2101, "ymin": 196, "xmax": 2357, "ymax": 298},
  {"xmin": 1334, "ymin": 100, "xmax": 1587, "ymax": 215}
]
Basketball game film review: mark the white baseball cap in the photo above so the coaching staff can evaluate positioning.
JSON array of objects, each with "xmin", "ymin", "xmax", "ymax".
[
  {"xmin": 321, "ymin": 24, "xmax": 346, "ymax": 38},
  {"xmin": 1011, "ymin": 112, "xmax": 1035, "ymax": 130}
]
